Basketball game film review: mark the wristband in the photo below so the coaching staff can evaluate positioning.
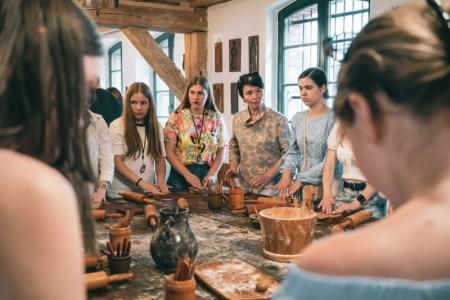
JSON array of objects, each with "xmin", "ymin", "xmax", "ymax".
[
  {"xmin": 135, "ymin": 178, "xmax": 143, "ymax": 187},
  {"xmin": 356, "ymin": 194, "xmax": 367, "ymax": 205}
]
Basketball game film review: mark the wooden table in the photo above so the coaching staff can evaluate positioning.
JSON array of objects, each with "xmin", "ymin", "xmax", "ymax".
[{"xmin": 88, "ymin": 192, "xmax": 340, "ymax": 299}]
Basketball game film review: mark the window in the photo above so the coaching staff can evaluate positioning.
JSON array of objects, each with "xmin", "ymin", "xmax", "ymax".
[
  {"xmin": 153, "ymin": 33, "xmax": 175, "ymax": 125},
  {"xmin": 278, "ymin": 0, "xmax": 369, "ymax": 120},
  {"xmin": 108, "ymin": 42, "xmax": 123, "ymax": 93}
]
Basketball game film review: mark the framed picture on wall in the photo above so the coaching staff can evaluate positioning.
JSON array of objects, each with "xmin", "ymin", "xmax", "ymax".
[
  {"xmin": 249, "ymin": 35, "xmax": 259, "ymax": 73},
  {"xmin": 215, "ymin": 41, "xmax": 223, "ymax": 73},
  {"xmin": 213, "ymin": 83, "xmax": 224, "ymax": 113},
  {"xmin": 229, "ymin": 39, "xmax": 241, "ymax": 72},
  {"xmin": 231, "ymin": 82, "xmax": 239, "ymax": 114}
]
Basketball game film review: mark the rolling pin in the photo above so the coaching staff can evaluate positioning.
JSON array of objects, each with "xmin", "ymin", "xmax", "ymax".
[
  {"xmin": 92, "ymin": 210, "xmax": 122, "ymax": 221},
  {"xmin": 244, "ymin": 197, "xmax": 287, "ymax": 205},
  {"xmin": 84, "ymin": 271, "xmax": 133, "ymax": 290},
  {"xmin": 331, "ymin": 210, "xmax": 373, "ymax": 233},
  {"xmin": 84, "ymin": 254, "xmax": 107, "ymax": 269},
  {"xmin": 144, "ymin": 205, "xmax": 159, "ymax": 227},
  {"xmin": 119, "ymin": 191, "xmax": 153, "ymax": 204},
  {"xmin": 177, "ymin": 197, "xmax": 189, "ymax": 209}
]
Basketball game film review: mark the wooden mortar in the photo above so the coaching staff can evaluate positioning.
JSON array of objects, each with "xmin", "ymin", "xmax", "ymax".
[
  {"xmin": 164, "ymin": 273, "xmax": 196, "ymax": 300},
  {"xmin": 227, "ymin": 187, "xmax": 245, "ymax": 210},
  {"xmin": 207, "ymin": 192, "xmax": 224, "ymax": 210},
  {"xmin": 109, "ymin": 224, "xmax": 131, "ymax": 252},
  {"xmin": 259, "ymin": 207, "xmax": 316, "ymax": 262}
]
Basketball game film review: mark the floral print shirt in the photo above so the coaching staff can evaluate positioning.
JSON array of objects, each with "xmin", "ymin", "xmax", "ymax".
[
  {"xmin": 229, "ymin": 104, "xmax": 290, "ymax": 190},
  {"xmin": 164, "ymin": 108, "xmax": 228, "ymax": 166}
]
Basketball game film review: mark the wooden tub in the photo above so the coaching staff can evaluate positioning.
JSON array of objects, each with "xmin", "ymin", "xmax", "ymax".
[{"xmin": 259, "ymin": 207, "xmax": 316, "ymax": 262}]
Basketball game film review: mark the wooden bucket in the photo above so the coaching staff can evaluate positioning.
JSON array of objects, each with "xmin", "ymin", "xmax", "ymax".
[{"xmin": 259, "ymin": 207, "xmax": 316, "ymax": 262}]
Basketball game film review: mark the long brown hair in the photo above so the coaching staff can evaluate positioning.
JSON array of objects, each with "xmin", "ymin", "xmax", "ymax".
[
  {"xmin": 0, "ymin": 0, "xmax": 102, "ymax": 254},
  {"xmin": 123, "ymin": 82, "xmax": 163, "ymax": 159},
  {"xmin": 176, "ymin": 76, "xmax": 218, "ymax": 112}
]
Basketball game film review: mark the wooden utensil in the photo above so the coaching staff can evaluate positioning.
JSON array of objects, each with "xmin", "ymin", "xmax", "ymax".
[
  {"xmin": 177, "ymin": 198, "xmax": 189, "ymax": 209},
  {"xmin": 84, "ymin": 254, "xmax": 107, "ymax": 269},
  {"xmin": 84, "ymin": 271, "xmax": 133, "ymax": 290},
  {"xmin": 119, "ymin": 191, "xmax": 153, "ymax": 204},
  {"xmin": 92, "ymin": 210, "xmax": 122, "ymax": 221},
  {"xmin": 331, "ymin": 209, "xmax": 373, "ymax": 233},
  {"xmin": 144, "ymin": 204, "xmax": 159, "ymax": 227}
]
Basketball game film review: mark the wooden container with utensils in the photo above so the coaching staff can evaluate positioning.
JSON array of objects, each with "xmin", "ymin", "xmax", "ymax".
[{"xmin": 109, "ymin": 225, "xmax": 131, "ymax": 252}]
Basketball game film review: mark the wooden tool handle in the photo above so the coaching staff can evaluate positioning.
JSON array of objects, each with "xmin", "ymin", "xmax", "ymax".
[
  {"xmin": 92, "ymin": 210, "xmax": 106, "ymax": 221},
  {"xmin": 345, "ymin": 210, "xmax": 373, "ymax": 227},
  {"xmin": 177, "ymin": 198, "xmax": 189, "ymax": 209},
  {"xmin": 108, "ymin": 272, "xmax": 134, "ymax": 283},
  {"xmin": 144, "ymin": 205, "xmax": 159, "ymax": 227},
  {"xmin": 119, "ymin": 191, "xmax": 151, "ymax": 203}
]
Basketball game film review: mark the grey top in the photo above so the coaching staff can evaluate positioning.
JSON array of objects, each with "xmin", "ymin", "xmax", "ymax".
[
  {"xmin": 273, "ymin": 265, "xmax": 450, "ymax": 300},
  {"xmin": 281, "ymin": 110, "xmax": 335, "ymax": 185}
]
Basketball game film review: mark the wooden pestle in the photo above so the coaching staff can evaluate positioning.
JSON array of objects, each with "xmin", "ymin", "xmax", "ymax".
[
  {"xmin": 177, "ymin": 198, "xmax": 189, "ymax": 209},
  {"xmin": 92, "ymin": 210, "xmax": 122, "ymax": 221},
  {"xmin": 244, "ymin": 197, "xmax": 286, "ymax": 205},
  {"xmin": 144, "ymin": 205, "xmax": 159, "ymax": 227},
  {"xmin": 331, "ymin": 210, "xmax": 373, "ymax": 233},
  {"xmin": 84, "ymin": 254, "xmax": 108, "ymax": 268},
  {"xmin": 119, "ymin": 191, "xmax": 153, "ymax": 204},
  {"xmin": 84, "ymin": 271, "xmax": 133, "ymax": 290}
]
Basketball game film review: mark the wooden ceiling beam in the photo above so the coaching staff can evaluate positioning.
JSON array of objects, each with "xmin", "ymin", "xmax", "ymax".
[
  {"xmin": 83, "ymin": 2, "xmax": 207, "ymax": 33},
  {"xmin": 122, "ymin": 28, "xmax": 187, "ymax": 100},
  {"xmin": 190, "ymin": 0, "xmax": 231, "ymax": 7}
]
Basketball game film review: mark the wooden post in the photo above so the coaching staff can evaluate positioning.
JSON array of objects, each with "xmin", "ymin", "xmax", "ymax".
[
  {"xmin": 184, "ymin": 32, "xmax": 208, "ymax": 82},
  {"xmin": 122, "ymin": 28, "xmax": 187, "ymax": 100}
]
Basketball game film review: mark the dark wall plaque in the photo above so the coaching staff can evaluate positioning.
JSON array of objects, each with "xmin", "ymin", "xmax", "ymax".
[
  {"xmin": 229, "ymin": 39, "xmax": 241, "ymax": 72},
  {"xmin": 213, "ymin": 83, "xmax": 224, "ymax": 113},
  {"xmin": 214, "ymin": 41, "xmax": 223, "ymax": 73},
  {"xmin": 248, "ymin": 35, "xmax": 259, "ymax": 73},
  {"xmin": 231, "ymin": 82, "xmax": 239, "ymax": 114}
]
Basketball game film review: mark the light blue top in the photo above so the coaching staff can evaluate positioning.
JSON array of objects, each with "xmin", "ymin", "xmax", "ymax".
[
  {"xmin": 273, "ymin": 264, "xmax": 450, "ymax": 300},
  {"xmin": 281, "ymin": 110, "xmax": 335, "ymax": 185}
]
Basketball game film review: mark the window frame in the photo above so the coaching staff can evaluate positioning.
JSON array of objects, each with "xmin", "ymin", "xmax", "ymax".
[
  {"xmin": 277, "ymin": 0, "xmax": 369, "ymax": 114},
  {"xmin": 108, "ymin": 42, "xmax": 123, "ymax": 93},
  {"xmin": 153, "ymin": 33, "xmax": 175, "ymax": 123}
]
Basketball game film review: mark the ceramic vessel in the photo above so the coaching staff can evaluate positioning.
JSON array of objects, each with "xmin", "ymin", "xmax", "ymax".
[
  {"xmin": 150, "ymin": 207, "xmax": 198, "ymax": 270},
  {"xmin": 227, "ymin": 188, "xmax": 245, "ymax": 210},
  {"xmin": 207, "ymin": 192, "xmax": 224, "ymax": 210},
  {"xmin": 108, "ymin": 256, "xmax": 131, "ymax": 274}
]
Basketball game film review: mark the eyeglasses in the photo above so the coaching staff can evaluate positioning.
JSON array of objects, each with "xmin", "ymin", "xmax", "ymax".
[{"xmin": 426, "ymin": 0, "xmax": 450, "ymax": 58}]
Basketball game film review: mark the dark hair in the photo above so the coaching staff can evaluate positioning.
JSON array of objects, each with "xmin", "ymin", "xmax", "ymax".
[
  {"xmin": 106, "ymin": 86, "xmax": 124, "ymax": 106},
  {"xmin": 0, "ymin": 0, "xmax": 102, "ymax": 253},
  {"xmin": 123, "ymin": 82, "xmax": 163, "ymax": 159},
  {"xmin": 176, "ymin": 76, "xmax": 218, "ymax": 112},
  {"xmin": 335, "ymin": 2, "xmax": 450, "ymax": 125},
  {"xmin": 237, "ymin": 72, "xmax": 265, "ymax": 98},
  {"xmin": 298, "ymin": 67, "xmax": 329, "ymax": 99}
]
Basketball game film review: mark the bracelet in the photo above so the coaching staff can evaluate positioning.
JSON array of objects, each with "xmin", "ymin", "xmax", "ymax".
[
  {"xmin": 356, "ymin": 194, "xmax": 367, "ymax": 205},
  {"xmin": 135, "ymin": 178, "xmax": 143, "ymax": 187}
]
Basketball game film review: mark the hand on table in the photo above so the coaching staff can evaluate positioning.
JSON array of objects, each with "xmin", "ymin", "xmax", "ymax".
[
  {"xmin": 184, "ymin": 173, "xmax": 203, "ymax": 190},
  {"xmin": 318, "ymin": 196, "xmax": 336, "ymax": 214},
  {"xmin": 155, "ymin": 182, "xmax": 169, "ymax": 193},
  {"xmin": 333, "ymin": 199, "xmax": 361, "ymax": 214},
  {"xmin": 90, "ymin": 187, "xmax": 106, "ymax": 209},
  {"xmin": 138, "ymin": 180, "xmax": 160, "ymax": 194},
  {"xmin": 202, "ymin": 174, "xmax": 216, "ymax": 189}
]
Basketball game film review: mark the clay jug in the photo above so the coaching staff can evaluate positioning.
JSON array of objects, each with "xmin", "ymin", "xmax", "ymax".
[{"xmin": 150, "ymin": 207, "xmax": 198, "ymax": 270}]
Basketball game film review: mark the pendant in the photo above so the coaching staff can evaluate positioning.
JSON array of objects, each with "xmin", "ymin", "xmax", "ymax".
[{"xmin": 140, "ymin": 164, "xmax": 146, "ymax": 174}]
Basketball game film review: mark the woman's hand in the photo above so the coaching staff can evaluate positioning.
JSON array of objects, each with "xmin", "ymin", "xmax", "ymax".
[
  {"xmin": 249, "ymin": 174, "xmax": 271, "ymax": 189},
  {"xmin": 275, "ymin": 172, "xmax": 291, "ymax": 195},
  {"xmin": 184, "ymin": 173, "xmax": 203, "ymax": 190},
  {"xmin": 155, "ymin": 181, "xmax": 169, "ymax": 193},
  {"xmin": 318, "ymin": 195, "xmax": 336, "ymax": 214},
  {"xmin": 138, "ymin": 180, "xmax": 160, "ymax": 194},
  {"xmin": 333, "ymin": 199, "xmax": 361, "ymax": 214},
  {"xmin": 202, "ymin": 174, "xmax": 216, "ymax": 189},
  {"xmin": 90, "ymin": 187, "xmax": 106, "ymax": 209},
  {"xmin": 288, "ymin": 180, "xmax": 302, "ymax": 195},
  {"xmin": 224, "ymin": 168, "xmax": 239, "ymax": 187}
]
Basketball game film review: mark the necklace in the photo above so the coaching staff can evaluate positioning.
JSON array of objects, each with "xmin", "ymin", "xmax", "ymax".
[
  {"xmin": 140, "ymin": 130, "xmax": 147, "ymax": 174},
  {"xmin": 191, "ymin": 109, "xmax": 206, "ymax": 163}
]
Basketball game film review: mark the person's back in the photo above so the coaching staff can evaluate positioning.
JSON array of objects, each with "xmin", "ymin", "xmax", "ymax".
[{"xmin": 0, "ymin": 150, "xmax": 85, "ymax": 299}]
